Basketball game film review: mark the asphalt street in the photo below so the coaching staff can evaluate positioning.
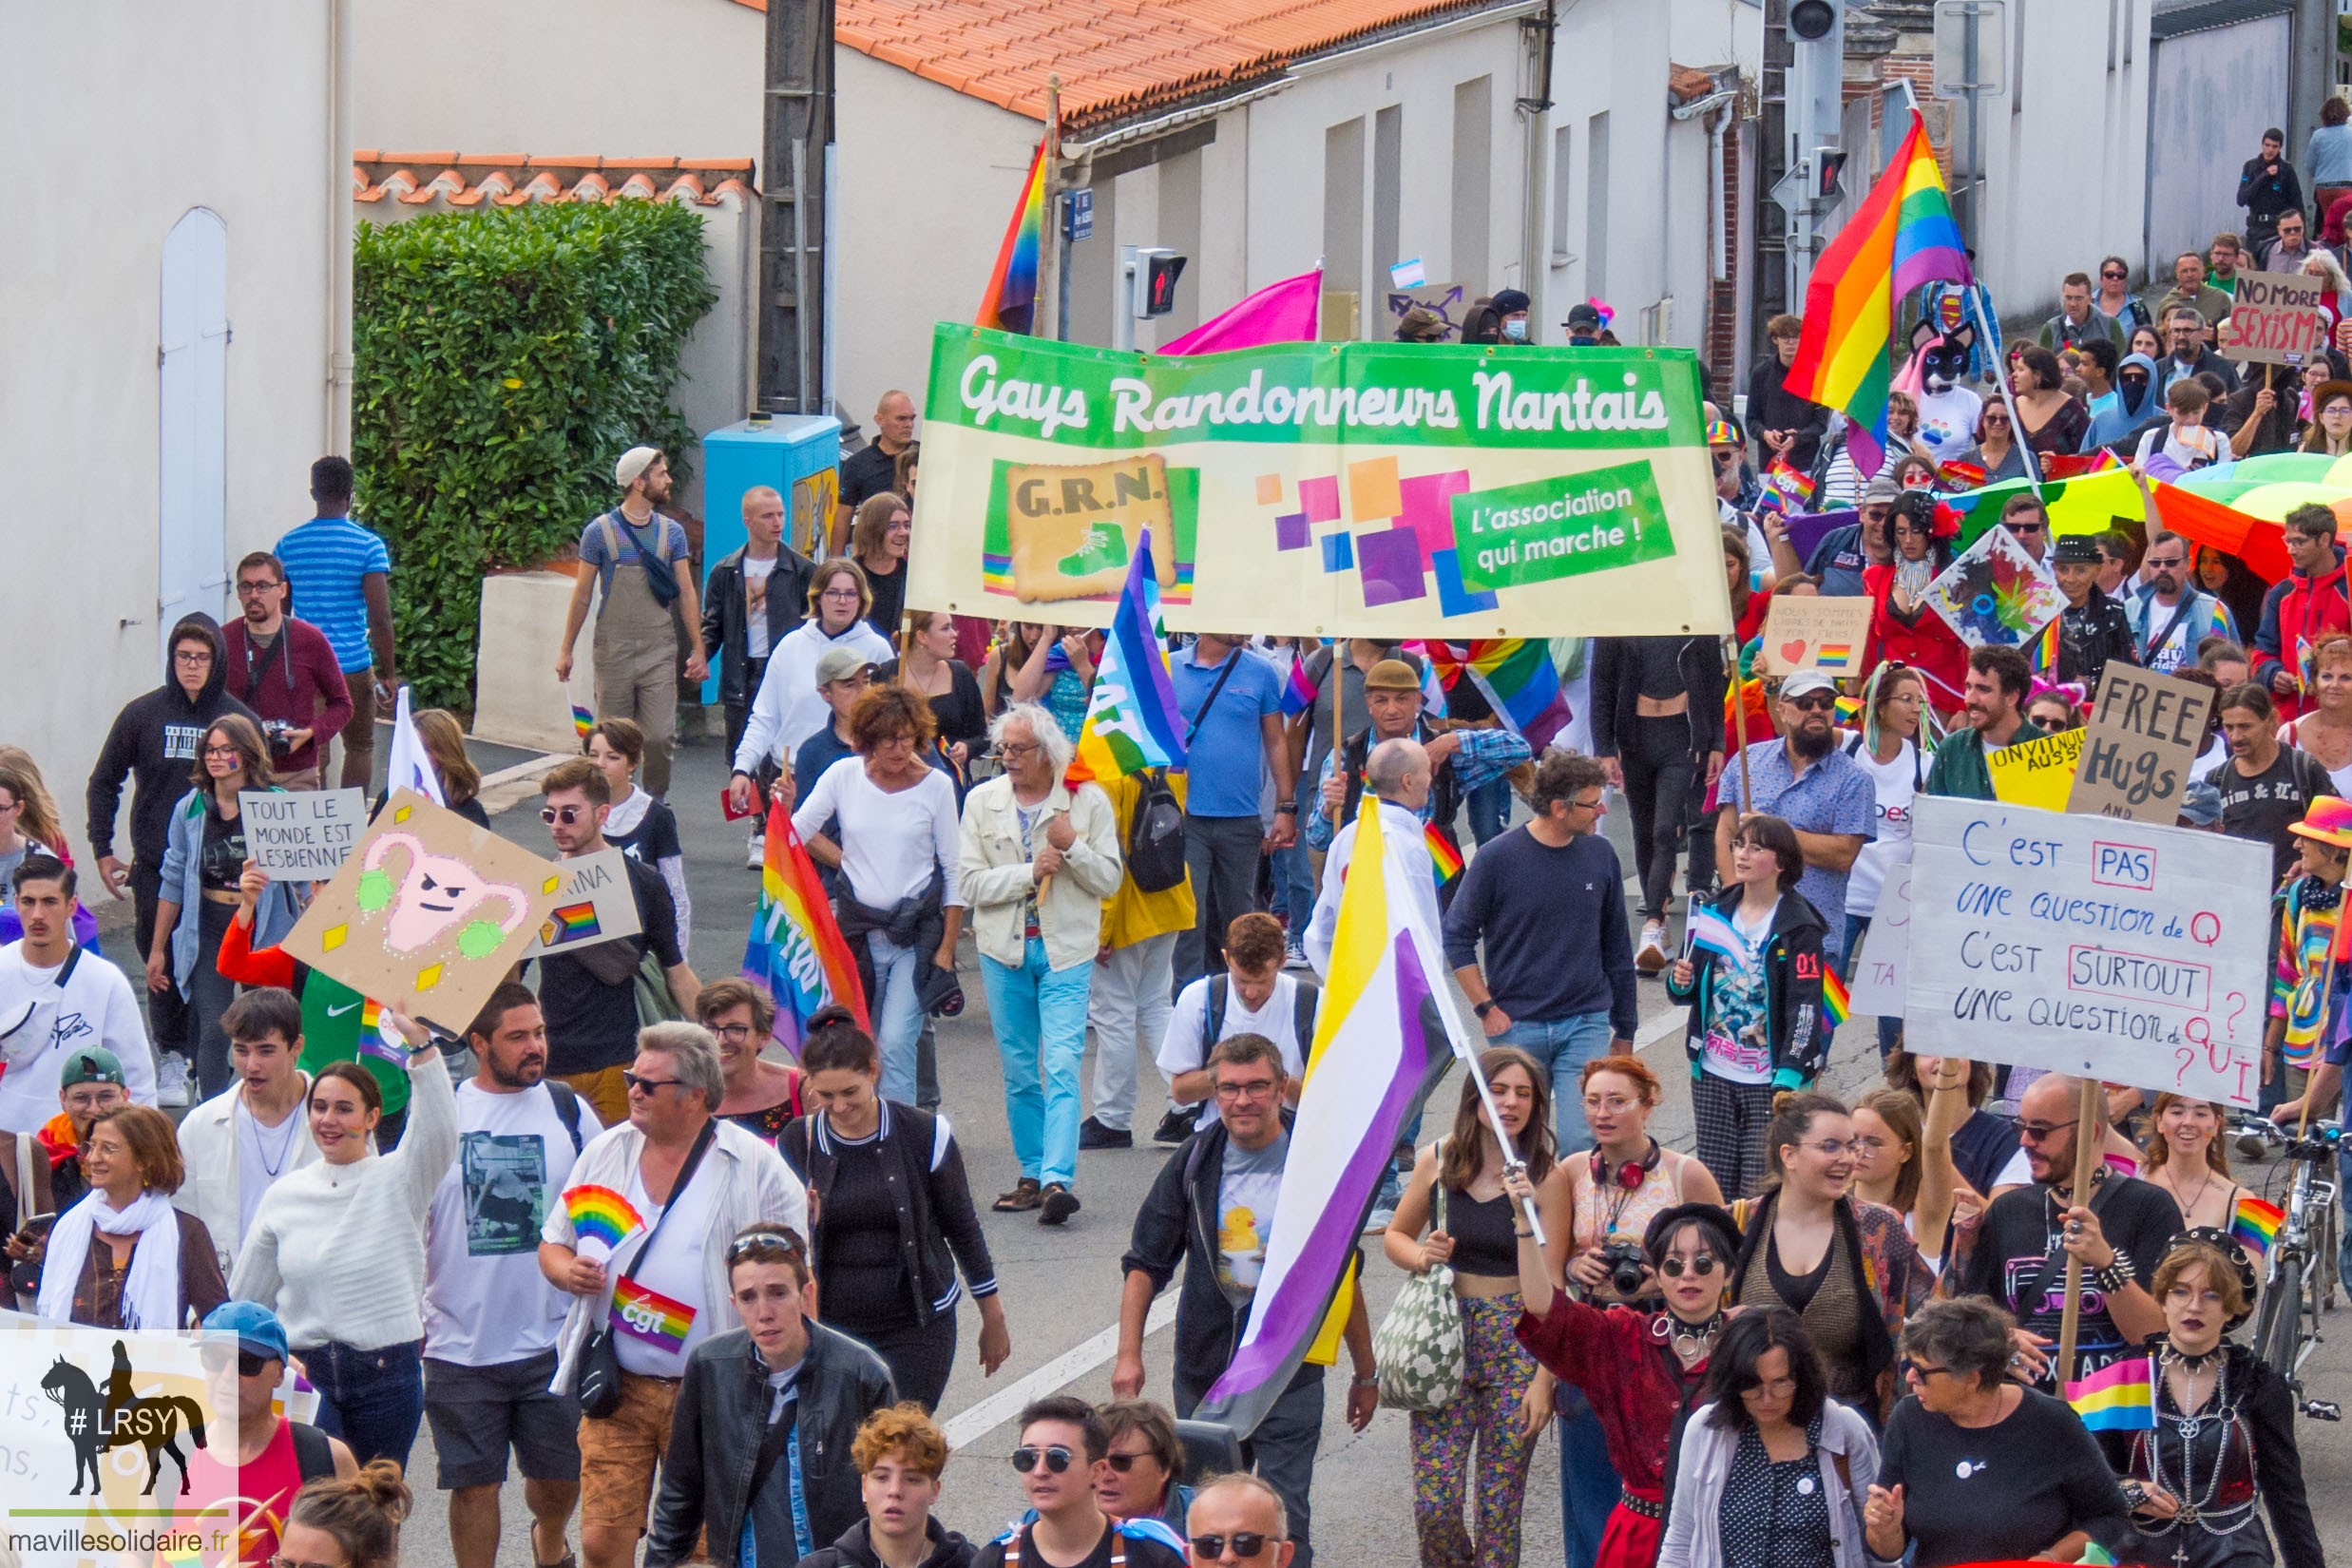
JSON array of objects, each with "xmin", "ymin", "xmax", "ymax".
[{"xmin": 95, "ymin": 717, "xmax": 2352, "ymax": 1565}]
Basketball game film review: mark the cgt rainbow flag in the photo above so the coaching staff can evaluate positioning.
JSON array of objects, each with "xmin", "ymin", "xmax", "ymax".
[
  {"xmin": 1784, "ymin": 108, "xmax": 1972, "ymax": 478},
  {"xmin": 1066, "ymin": 526, "xmax": 1190, "ymax": 783},
  {"xmin": 1194, "ymin": 795, "xmax": 1461, "ymax": 1436},
  {"xmin": 743, "ymin": 800, "xmax": 869, "ymax": 1055},
  {"xmin": 977, "ymin": 138, "xmax": 1047, "ymax": 335}
]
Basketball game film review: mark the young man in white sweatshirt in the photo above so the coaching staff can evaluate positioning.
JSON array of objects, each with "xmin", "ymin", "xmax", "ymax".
[
  {"xmin": 0, "ymin": 855, "xmax": 157, "ymax": 1151},
  {"xmin": 175, "ymin": 985, "xmax": 319, "ymax": 1272}
]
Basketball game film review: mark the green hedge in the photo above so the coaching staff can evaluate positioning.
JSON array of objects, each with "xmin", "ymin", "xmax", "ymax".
[{"xmin": 352, "ymin": 200, "xmax": 718, "ymax": 714}]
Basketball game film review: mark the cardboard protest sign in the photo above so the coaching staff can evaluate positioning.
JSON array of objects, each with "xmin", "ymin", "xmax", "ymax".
[
  {"xmin": 519, "ymin": 848, "xmax": 644, "ymax": 959},
  {"xmin": 1986, "ymin": 729, "xmax": 2084, "ymax": 813},
  {"xmin": 239, "ymin": 789, "xmax": 368, "ymax": 879},
  {"xmin": 1904, "ymin": 796, "xmax": 2269, "ymax": 1104},
  {"xmin": 2220, "ymin": 273, "xmax": 2332, "ymax": 365},
  {"xmin": 278, "ymin": 790, "xmax": 565, "ymax": 1035},
  {"xmin": 1846, "ymin": 859, "xmax": 1912, "ymax": 1020},
  {"xmin": 2067, "ymin": 664, "xmax": 2215, "ymax": 823},
  {"xmin": 1922, "ymin": 525, "xmax": 2064, "ymax": 650},
  {"xmin": 1754, "ymin": 595, "xmax": 1874, "ymax": 676},
  {"xmin": 907, "ymin": 327, "xmax": 1731, "ymax": 638}
]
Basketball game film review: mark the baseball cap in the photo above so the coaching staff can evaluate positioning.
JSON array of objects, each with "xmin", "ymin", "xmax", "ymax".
[
  {"xmin": 2054, "ymin": 534, "xmax": 2102, "ymax": 564},
  {"xmin": 1862, "ymin": 474, "xmax": 1903, "ymax": 505},
  {"xmin": 1363, "ymin": 659, "xmax": 1423, "ymax": 693},
  {"xmin": 58, "ymin": 1046, "xmax": 124, "ymax": 1089},
  {"xmin": 2177, "ymin": 779, "xmax": 2224, "ymax": 829},
  {"xmin": 614, "ymin": 446, "xmax": 663, "ymax": 488},
  {"xmin": 813, "ymin": 646, "xmax": 872, "ymax": 686},
  {"xmin": 1705, "ymin": 419, "xmax": 1741, "ymax": 448},
  {"xmin": 1564, "ymin": 303, "xmax": 1603, "ymax": 331},
  {"xmin": 203, "ymin": 1300, "xmax": 289, "ymax": 1364},
  {"xmin": 1781, "ymin": 670, "xmax": 1840, "ymax": 700}
]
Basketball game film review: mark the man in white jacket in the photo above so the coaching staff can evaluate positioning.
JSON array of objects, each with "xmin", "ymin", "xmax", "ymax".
[
  {"xmin": 175, "ymin": 985, "xmax": 319, "ymax": 1272},
  {"xmin": 0, "ymin": 856, "xmax": 157, "ymax": 1147},
  {"xmin": 1305, "ymin": 738, "xmax": 1444, "ymax": 976}
]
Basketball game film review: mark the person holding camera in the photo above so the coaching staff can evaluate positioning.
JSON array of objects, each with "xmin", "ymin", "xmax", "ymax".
[
  {"xmin": 221, "ymin": 550, "xmax": 354, "ymax": 792},
  {"xmin": 1381, "ymin": 1046, "xmax": 1564, "ymax": 1568}
]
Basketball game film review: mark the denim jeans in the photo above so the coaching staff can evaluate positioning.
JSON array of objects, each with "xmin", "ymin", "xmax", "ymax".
[
  {"xmin": 868, "ymin": 931, "xmax": 926, "ymax": 1105},
  {"xmin": 1270, "ymin": 840, "xmax": 1314, "ymax": 930},
  {"xmin": 1498, "ymin": 1011, "xmax": 1618, "ymax": 1152},
  {"xmin": 1175, "ymin": 814, "xmax": 1266, "ymax": 994},
  {"xmin": 1465, "ymin": 776, "xmax": 1510, "ymax": 847},
  {"xmin": 1557, "ymin": 1388, "xmax": 1620, "ymax": 1568},
  {"xmin": 982, "ymin": 937, "xmax": 1094, "ymax": 1188},
  {"xmin": 302, "ymin": 1338, "xmax": 426, "ymax": 1473}
]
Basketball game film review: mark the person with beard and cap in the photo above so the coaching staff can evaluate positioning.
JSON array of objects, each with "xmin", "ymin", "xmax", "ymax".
[
  {"xmin": 1302, "ymin": 660, "xmax": 1529, "ymax": 867},
  {"xmin": 555, "ymin": 446, "xmax": 709, "ymax": 798},
  {"xmin": 1563, "ymin": 301, "xmax": 1604, "ymax": 346},
  {"xmin": 2251, "ymin": 502, "xmax": 2352, "ymax": 721},
  {"xmin": 1803, "ymin": 472, "xmax": 1899, "ymax": 598},
  {"xmin": 422, "ymin": 983, "xmax": 601, "ymax": 1568},
  {"xmin": 1745, "ymin": 314, "xmax": 1832, "ymax": 471},
  {"xmin": 2051, "ymin": 534, "xmax": 2140, "ymax": 691},
  {"xmin": 1490, "ymin": 288, "xmax": 1532, "ymax": 343},
  {"xmin": 2129, "ymin": 529, "xmax": 2241, "ymax": 675},
  {"xmin": 1710, "ymin": 418, "xmax": 1787, "ymax": 583},
  {"xmin": 1960, "ymin": 1073, "xmax": 2181, "ymax": 1392},
  {"xmin": 2085, "ymin": 350, "xmax": 2160, "ymax": 453},
  {"xmin": 1923, "ymin": 645, "xmax": 2044, "ymax": 800},
  {"xmin": 1714, "ymin": 671, "xmax": 1876, "ymax": 964},
  {"xmin": 84, "ymin": 611, "xmax": 254, "ymax": 1058}
]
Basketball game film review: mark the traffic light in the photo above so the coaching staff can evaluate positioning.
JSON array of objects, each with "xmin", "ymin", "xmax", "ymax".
[
  {"xmin": 1789, "ymin": 0, "xmax": 1838, "ymax": 41},
  {"xmin": 1133, "ymin": 248, "xmax": 1186, "ymax": 318}
]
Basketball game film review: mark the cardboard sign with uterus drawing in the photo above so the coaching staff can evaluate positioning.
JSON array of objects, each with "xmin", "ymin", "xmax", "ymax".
[{"xmin": 280, "ymin": 790, "xmax": 566, "ymax": 1036}]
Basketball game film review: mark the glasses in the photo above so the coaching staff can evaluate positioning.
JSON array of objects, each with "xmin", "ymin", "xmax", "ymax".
[
  {"xmin": 999, "ymin": 741, "xmax": 1042, "ymax": 757},
  {"xmin": 2017, "ymin": 1118, "xmax": 2079, "ymax": 1142},
  {"xmin": 1659, "ymin": 1254, "xmax": 1719, "ymax": 1278},
  {"xmin": 271, "ymin": 1558, "xmax": 343, "ymax": 1568},
  {"xmin": 1191, "ymin": 1536, "xmax": 1272, "ymax": 1560},
  {"xmin": 234, "ymin": 581, "xmax": 279, "ymax": 597},
  {"xmin": 1103, "ymin": 1450, "xmax": 1160, "ymax": 1473},
  {"xmin": 726, "ymin": 1229, "xmax": 807, "ymax": 1263},
  {"xmin": 622, "ymin": 1071, "xmax": 685, "ymax": 1095},
  {"xmin": 2102, "ymin": 270, "xmax": 2128, "ymax": 280},
  {"xmin": 203, "ymin": 745, "xmax": 244, "ymax": 759},
  {"xmin": 1568, "ymin": 794, "xmax": 1605, "ymax": 813},
  {"xmin": 1742, "ymin": 1377, "xmax": 1798, "ymax": 1399},
  {"xmin": 1788, "ymin": 694, "xmax": 1838, "ymax": 712},
  {"xmin": 820, "ymin": 586, "xmax": 862, "ymax": 601},
  {"xmin": 201, "ymin": 1346, "xmax": 273, "ymax": 1378},
  {"xmin": 1214, "ymin": 1079, "xmax": 1281, "ymax": 1102},
  {"xmin": 1712, "ymin": 450, "xmax": 1738, "ymax": 467},
  {"xmin": 173, "ymin": 649, "xmax": 213, "ymax": 665},
  {"xmin": 711, "ymin": 1023, "xmax": 757, "ymax": 1042},
  {"xmin": 1906, "ymin": 1361, "xmax": 1954, "ymax": 1382},
  {"xmin": 1011, "ymin": 1444, "xmax": 1075, "ymax": 1474},
  {"xmin": 541, "ymin": 806, "xmax": 587, "ymax": 825},
  {"xmin": 2009, "ymin": 522, "xmax": 2046, "ymax": 535},
  {"xmin": 0, "ymin": 799, "xmax": 17, "ymax": 814}
]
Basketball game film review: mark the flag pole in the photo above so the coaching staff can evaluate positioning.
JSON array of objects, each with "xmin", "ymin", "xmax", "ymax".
[
  {"xmin": 2053, "ymin": 1075, "xmax": 2106, "ymax": 1390},
  {"xmin": 1973, "ymin": 282, "xmax": 2045, "ymax": 500},
  {"xmin": 1457, "ymin": 1028, "xmax": 1547, "ymax": 1247}
]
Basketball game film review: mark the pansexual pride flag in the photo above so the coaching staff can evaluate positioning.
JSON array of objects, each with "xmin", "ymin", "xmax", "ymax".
[
  {"xmin": 743, "ymin": 800, "xmax": 868, "ymax": 1055},
  {"xmin": 2066, "ymin": 1355, "xmax": 2156, "ymax": 1432},
  {"xmin": 1784, "ymin": 109, "xmax": 1972, "ymax": 478},
  {"xmin": 977, "ymin": 138, "xmax": 1047, "ymax": 335},
  {"xmin": 1066, "ymin": 527, "xmax": 1189, "ymax": 784}
]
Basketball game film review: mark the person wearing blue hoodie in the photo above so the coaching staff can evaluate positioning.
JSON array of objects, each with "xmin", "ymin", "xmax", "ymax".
[{"xmin": 2083, "ymin": 350, "xmax": 2159, "ymax": 453}]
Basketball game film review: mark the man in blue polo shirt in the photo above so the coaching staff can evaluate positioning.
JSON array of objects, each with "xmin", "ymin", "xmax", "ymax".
[
  {"xmin": 275, "ymin": 456, "xmax": 397, "ymax": 791},
  {"xmin": 1715, "ymin": 670, "xmax": 1876, "ymax": 962},
  {"xmin": 1166, "ymin": 634, "xmax": 1296, "ymax": 992}
]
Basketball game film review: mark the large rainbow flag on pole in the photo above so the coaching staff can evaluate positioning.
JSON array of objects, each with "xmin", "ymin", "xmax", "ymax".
[
  {"xmin": 1783, "ymin": 109, "xmax": 1972, "ymax": 479},
  {"xmin": 977, "ymin": 138, "xmax": 1048, "ymax": 335},
  {"xmin": 1066, "ymin": 527, "xmax": 1189, "ymax": 784},
  {"xmin": 1193, "ymin": 797, "xmax": 1462, "ymax": 1435},
  {"xmin": 1412, "ymin": 640, "xmax": 1571, "ymax": 752},
  {"xmin": 742, "ymin": 800, "xmax": 869, "ymax": 1054}
]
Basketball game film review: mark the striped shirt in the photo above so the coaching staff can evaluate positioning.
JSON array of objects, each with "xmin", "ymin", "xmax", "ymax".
[{"xmin": 274, "ymin": 517, "xmax": 391, "ymax": 673}]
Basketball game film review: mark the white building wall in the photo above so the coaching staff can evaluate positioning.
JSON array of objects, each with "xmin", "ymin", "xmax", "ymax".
[
  {"xmin": 1540, "ymin": 0, "xmax": 1674, "ymax": 345},
  {"xmin": 0, "ymin": 1, "xmax": 333, "ymax": 822}
]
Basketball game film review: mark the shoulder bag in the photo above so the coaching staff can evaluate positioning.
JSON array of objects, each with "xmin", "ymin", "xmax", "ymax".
[
  {"xmin": 575, "ymin": 1118, "xmax": 717, "ymax": 1418},
  {"xmin": 1372, "ymin": 1178, "xmax": 1465, "ymax": 1411}
]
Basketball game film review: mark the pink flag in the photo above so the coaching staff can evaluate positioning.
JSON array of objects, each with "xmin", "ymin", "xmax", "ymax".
[{"xmin": 1157, "ymin": 268, "xmax": 1322, "ymax": 354}]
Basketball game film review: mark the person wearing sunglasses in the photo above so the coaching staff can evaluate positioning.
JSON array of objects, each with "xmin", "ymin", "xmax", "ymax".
[
  {"xmin": 534, "ymin": 759, "xmax": 698, "ymax": 1127},
  {"xmin": 1185, "ymin": 1472, "xmax": 1296, "ymax": 1567},
  {"xmin": 646, "ymin": 1224, "xmax": 897, "ymax": 1568},
  {"xmin": 1094, "ymin": 1400, "xmax": 1193, "ymax": 1541},
  {"xmin": 1724, "ymin": 1093, "xmax": 1932, "ymax": 1422},
  {"xmin": 185, "ymin": 1300, "xmax": 357, "ymax": 1568},
  {"xmin": 542, "ymin": 1026, "xmax": 807, "ymax": 1568},
  {"xmin": 2093, "ymin": 255, "xmax": 2151, "ymax": 336},
  {"xmin": 2126, "ymin": 526, "xmax": 2240, "ymax": 679},
  {"xmin": 729, "ymin": 558, "xmax": 897, "ymax": 821},
  {"xmin": 1921, "ymin": 645, "xmax": 2041, "ymax": 801},
  {"xmin": 975, "ymin": 1397, "xmax": 1188, "ymax": 1566},
  {"xmin": 2048, "ymin": 533, "xmax": 2138, "ymax": 694}
]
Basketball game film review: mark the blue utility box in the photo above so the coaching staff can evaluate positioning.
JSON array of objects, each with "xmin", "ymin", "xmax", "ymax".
[{"xmin": 698, "ymin": 413, "xmax": 842, "ymax": 703}]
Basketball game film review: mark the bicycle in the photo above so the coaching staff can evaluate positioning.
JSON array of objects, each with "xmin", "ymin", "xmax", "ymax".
[{"xmin": 2238, "ymin": 1114, "xmax": 2345, "ymax": 1421}]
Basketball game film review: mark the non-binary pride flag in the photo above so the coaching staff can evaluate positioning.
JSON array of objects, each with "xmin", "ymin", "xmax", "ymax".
[
  {"xmin": 1784, "ymin": 108, "xmax": 1972, "ymax": 478},
  {"xmin": 1066, "ymin": 526, "xmax": 1190, "ymax": 784},
  {"xmin": 743, "ymin": 800, "xmax": 869, "ymax": 1055},
  {"xmin": 1194, "ymin": 795, "xmax": 1461, "ymax": 1437},
  {"xmin": 977, "ymin": 138, "xmax": 1047, "ymax": 335}
]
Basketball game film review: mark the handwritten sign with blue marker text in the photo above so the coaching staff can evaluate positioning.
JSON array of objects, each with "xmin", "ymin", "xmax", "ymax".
[{"xmin": 1904, "ymin": 797, "xmax": 2270, "ymax": 1105}]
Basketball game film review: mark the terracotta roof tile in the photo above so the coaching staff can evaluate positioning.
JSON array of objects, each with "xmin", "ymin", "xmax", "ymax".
[
  {"xmin": 353, "ymin": 154, "xmax": 758, "ymax": 211},
  {"xmin": 834, "ymin": 0, "xmax": 1521, "ymax": 130}
]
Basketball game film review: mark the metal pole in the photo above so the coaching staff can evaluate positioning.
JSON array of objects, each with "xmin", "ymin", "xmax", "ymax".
[
  {"xmin": 1961, "ymin": 7, "xmax": 1980, "ymax": 246},
  {"xmin": 1458, "ymin": 1042, "xmax": 1548, "ymax": 1246},
  {"xmin": 791, "ymin": 138, "xmax": 811, "ymax": 413},
  {"xmin": 1116, "ymin": 246, "xmax": 1138, "ymax": 353},
  {"xmin": 1974, "ymin": 284, "xmax": 2044, "ymax": 497}
]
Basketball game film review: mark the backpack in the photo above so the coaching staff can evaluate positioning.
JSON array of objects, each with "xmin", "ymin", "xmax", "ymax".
[
  {"xmin": 289, "ymin": 1421, "xmax": 337, "ymax": 1482},
  {"xmin": 546, "ymin": 1080, "xmax": 584, "ymax": 1155},
  {"xmin": 1200, "ymin": 972, "xmax": 1320, "ymax": 1059},
  {"xmin": 1125, "ymin": 768, "xmax": 1187, "ymax": 893}
]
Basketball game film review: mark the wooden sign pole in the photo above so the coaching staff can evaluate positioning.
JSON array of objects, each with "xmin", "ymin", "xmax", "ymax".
[{"xmin": 2052, "ymin": 1075, "xmax": 2106, "ymax": 1391}]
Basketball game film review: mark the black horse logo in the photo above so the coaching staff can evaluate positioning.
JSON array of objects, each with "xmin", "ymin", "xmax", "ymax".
[{"xmin": 40, "ymin": 1341, "xmax": 208, "ymax": 1496}]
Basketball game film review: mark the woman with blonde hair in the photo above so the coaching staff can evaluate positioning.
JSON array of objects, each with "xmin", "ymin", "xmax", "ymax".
[
  {"xmin": 405, "ymin": 707, "xmax": 486, "ymax": 825},
  {"xmin": 851, "ymin": 490, "xmax": 913, "ymax": 641},
  {"xmin": 1851, "ymin": 1080, "xmax": 1967, "ymax": 1273},
  {"xmin": 2281, "ymin": 630, "xmax": 2352, "ymax": 792}
]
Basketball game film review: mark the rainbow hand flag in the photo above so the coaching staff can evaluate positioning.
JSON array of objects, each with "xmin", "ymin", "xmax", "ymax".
[
  {"xmin": 1281, "ymin": 649, "xmax": 1321, "ymax": 717},
  {"xmin": 565, "ymin": 1184, "xmax": 644, "ymax": 1252},
  {"xmin": 1784, "ymin": 108, "xmax": 1972, "ymax": 478},
  {"xmin": 571, "ymin": 704, "xmax": 595, "ymax": 740},
  {"xmin": 1412, "ymin": 640, "xmax": 1571, "ymax": 752},
  {"xmin": 2232, "ymin": 1195, "xmax": 2285, "ymax": 1254},
  {"xmin": 610, "ymin": 1276, "xmax": 697, "ymax": 1354},
  {"xmin": 1067, "ymin": 526, "xmax": 1190, "ymax": 783},
  {"xmin": 1758, "ymin": 459, "xmax": 1816, "ymax": 516},
  {"xmin": 2033, "ymin": 613, "xmax": 2062, "ymax": 673},
  {"xmin": 1820, "ymin": 966, "xmax": 1852, "ymax": 1029},
  {"xmin": 2066, "ymin": 1355, "xmax": 2157, "ymax": 1432},
  {"xmin": 743, "ymin": 799, "xmax": 869, "ymax": 1056},
  {"xmin": 1425, "ymin": 824, "xmax": 1463, "ymax": 887},
  {"xmin": 976, "ymin": 137, "xmax": 1047, "ymax": 335}
]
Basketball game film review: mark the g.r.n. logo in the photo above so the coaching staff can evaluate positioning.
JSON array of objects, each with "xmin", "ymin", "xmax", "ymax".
[{"xmin": 40, "ymin": 1339, "xmax": 208, "ymax": 1496}]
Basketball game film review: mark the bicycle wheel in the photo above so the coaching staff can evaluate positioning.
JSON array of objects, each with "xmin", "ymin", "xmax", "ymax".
[{"xmin": 2258, "ymin": 1255, "xmax": 2306, "ymax": 1380}]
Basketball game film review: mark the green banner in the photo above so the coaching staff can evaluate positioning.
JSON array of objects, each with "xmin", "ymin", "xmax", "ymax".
[{"xmin": 1450, "ymin": 459, "xmax": 1676, "ymax": 591}]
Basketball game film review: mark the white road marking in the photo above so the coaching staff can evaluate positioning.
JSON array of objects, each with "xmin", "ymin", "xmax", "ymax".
[{"xmin": 942, "ymin": 1293, "xmax": 1178, "ymax": 1449}]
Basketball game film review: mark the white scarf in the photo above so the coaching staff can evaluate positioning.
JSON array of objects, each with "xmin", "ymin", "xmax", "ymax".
[{"xmin": 37, "ymin": 1189, "xmax": 183, "ymax": 1330}]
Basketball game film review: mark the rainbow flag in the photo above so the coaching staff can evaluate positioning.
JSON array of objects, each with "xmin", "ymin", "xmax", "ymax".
[
  {"xmin": 610, "ymin": 1276, "xmax": 696, "ymax": 1353},
  {"xmin": 2232, "ymin": 1195, "xmax": 2285, "ymax": 1254},
  {"xmin": 1281, "ymin": 649, "xmax": 1321, "ymax": 717},
  {"xmin": 1412, "ymin": 640, "xmax": 1570, "ymax": 752},
  {"xmin": 1784, "ymin": 109, "xmax": 1972, "ymax": 478},
  {"xmin": 565, "ymin": 1184, "xmax": 643, "ymax": 1252},
  {"xmin": 541, "ymin": 901, "xmax": 601, "ymax": 947},
  {"xmin": 571, "ymin": 704, "xmax": 595, "ymax": 740},
  {"xmin": 743, "ymin": 799, "xmax": 869, "ymax": 1056},
  {"xmin": 357, "ymin": 1001, "xmax": 411, "ymax": 1067},
  {"xmin": 1067, "ymin": 526, "xmax": 1190, "ymax": 783},
  {"xmin": 1815, "ymin": 642, "xmax": 1854, "ymax": 670},
  {"xmin": 1821, "ymin": 966, "xmax": 1852, "ymax": 1029},
  {"xmin": 2033, "ymin": 613, "xmax": 2062, "ymax": 673},
  {"xmin": 2066, "ymin": 1355, "xmax": 2156, "ymax": 1432},
  {"xmin": 977, "ymin": 137, "xmax": 1048, "ymax": 335},
  {"xmin": 1936, "ymin": 458, "xmax": 1988, "ymax": 489},
  {"xmin": 1425, "ymin": 824, "xmax": 1463, "ymax": 886}
]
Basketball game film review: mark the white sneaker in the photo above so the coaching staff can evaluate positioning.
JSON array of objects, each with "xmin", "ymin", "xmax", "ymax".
[
  {"xmin": 746, "ymin": 832, "xmax": 765, "ymax": 870},
  {"xmin": 1635, "ymin": 919, "xmax": 1669, "ymax": 973},
  {"xmin": 156, "ymin": 1051, "xmax": 192, "ymax": 1108}
]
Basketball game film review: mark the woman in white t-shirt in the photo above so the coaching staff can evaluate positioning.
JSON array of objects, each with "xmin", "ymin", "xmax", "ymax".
[
  {"xmin": 789, "ymin": 685, "xmax": 965, "ymax": 1107},
  {"xmin": 2282, "ymin": 630, "xmax": 2352, "ymax": 794},
  {"xmin": 1839, "ymin": 666, "xmax": 1925, "ymax": 950}
]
